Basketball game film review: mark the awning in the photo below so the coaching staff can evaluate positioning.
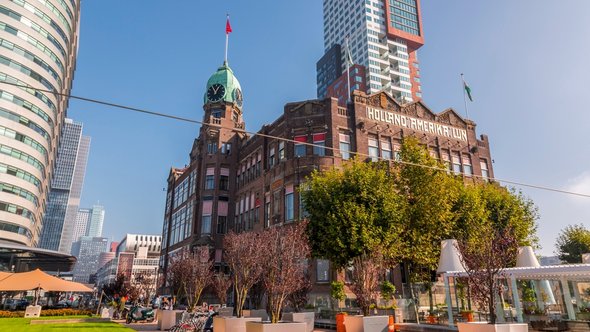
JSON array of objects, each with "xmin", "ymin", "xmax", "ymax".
[
  {"xmin": 445, "ymin": 263, "xmax": 590, "ymax": 281},
  {"xmin": 0, "ymin": 269, "xmax": 92, "ymax": 292}
]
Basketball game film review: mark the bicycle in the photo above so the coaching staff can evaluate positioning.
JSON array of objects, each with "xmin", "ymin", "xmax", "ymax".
[{"xmin": 169, "ymin": 311, "xmax": 216, "ymax": 332}]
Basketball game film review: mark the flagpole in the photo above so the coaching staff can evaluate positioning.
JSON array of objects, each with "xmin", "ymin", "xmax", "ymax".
[
  {"xmin": 346, "ymin": 36, "xmax": 351, "ymax": 103},
  {"xmin": 225, "ymin": 14, "xmax": 230, "ymax": 64},
  {"xmin": 461, "ymin": 73, "xmax": 469, "ymax": 120}
]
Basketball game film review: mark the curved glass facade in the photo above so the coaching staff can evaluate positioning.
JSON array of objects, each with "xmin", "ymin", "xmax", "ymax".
[{"xmin": 0, "ymin": 0, "xmax": 80, "ymax": 246}]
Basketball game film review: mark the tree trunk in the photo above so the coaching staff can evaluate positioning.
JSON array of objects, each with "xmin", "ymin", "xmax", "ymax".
[{"xmin": 488, "ymin": 277, "xmax": 496, "ymax": 324}]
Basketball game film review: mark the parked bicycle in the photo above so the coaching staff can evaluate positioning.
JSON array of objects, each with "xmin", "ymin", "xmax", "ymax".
[{"xmin": 169, "ymin": 310, "xmax": 217, "ymax": 332}]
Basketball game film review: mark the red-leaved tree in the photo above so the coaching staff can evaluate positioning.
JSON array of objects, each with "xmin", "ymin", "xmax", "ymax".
[
  {"xmin": 259, "ymin": 221, "xmax": 311, "ymax": 323},
  {"xmin": 224, "ymin": 230, "xmax": 265, "ymax": 317},
  {"xmin": 168, "ymin": 247, "xmax": 213, "ymax": 311},
  {"xmin": 212, "ymin": 272, "xmax": 233, "ymax": 306},
  {"xmin": 457, "ymin": 226, "xmax": 518, "ymax": 324},
  {"xmin": 348, "ymin": 250, "xmax": 386, "ymax": 316}
]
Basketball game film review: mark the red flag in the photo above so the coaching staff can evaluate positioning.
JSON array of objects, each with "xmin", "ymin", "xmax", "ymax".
[{"xmin": 225, "ymin": 16, "xmax": 232, "ymax": 34}]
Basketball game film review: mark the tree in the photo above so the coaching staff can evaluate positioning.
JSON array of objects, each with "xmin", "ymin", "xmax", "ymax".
[
  {"xmin": 212, "ymin": 272, "xmax": 233, "ymax": 306},
  {"xmin": 330, "ymin": 281, "xmax": 346, "ymax": 311},
  {"xmin": 224, "ymin": 230, "xmax": 265, "ymax": 317},
  {"xmin": 555, "ymin": 224, "xmax": 590, "ymax": 263},
  {"xmin": 348, "ymin": 251, "xmax": 387, "ymax": 315},
  {"xmin": 394, "ymin": 137, "xmax": 462, "ymax": 276},
  {"xmin": 457, "ymin": 226, "xmax": 518, "ymax": 324},
  {"xmin": 454, "ymin": 181, "xmax": 539, "ymax": 247},
  {"xmin": 302, "ymin": 159, "xmax": 403, "ymax": 268},
  {"xmin": 259, "ymin": 221, "xmax": 311, "ymax": 323},
  {"xmin": 167, "ymin": 247, "xmax": 214, "ymax": 311},
  {"xmin": 133, "ymin": 270, "xmax": 156, "ymax": 306}
]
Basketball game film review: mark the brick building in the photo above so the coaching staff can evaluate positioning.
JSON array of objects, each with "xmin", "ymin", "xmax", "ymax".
[{"xmin": 158, "ymin": 61, "xmax": 494, "ymax": 307}]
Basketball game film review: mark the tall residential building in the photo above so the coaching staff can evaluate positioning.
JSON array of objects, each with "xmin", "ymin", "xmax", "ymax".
[
  {"xmin": 0, "ymin": 1, "xmax": 81, "ymax": 246},
  {"xmin": 38, "ymin": 119, "xmax": 90, "ymax": 253},
  {"xmin": 318, "ymin": 0, "xmax": 424, "ymax": 104},
  {"xmin": 71, "ymin": 204, "xmax": 104, "ymax": 251},
  {"xmin": 71, "ymin": 236, "xmax": 108, "ymax": 283}
]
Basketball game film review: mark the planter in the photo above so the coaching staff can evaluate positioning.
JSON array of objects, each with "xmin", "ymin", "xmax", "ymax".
[
  {"xmin": 336, "ymin": 313, "xmax": 347, "ymax": 332},
  {"xmin": 426, "ymin": 315, "xmax": 438, "ymax": 324},
  {"xmin": 218, "ymin": 307, "xmax": 234, "ymax": 317},
  {"xmin": 245, "ymin": 321, "xmax": 306, "ymax": 332},
  {"xmin": 460, "ymin": 311, "xmax": 474, "ymax": 322},
  {"xmin": 457, "ymin": 322, "xmax": 529, "ymax": 332},
  {"xmin": 158, "ymin": 309, "xmax": 183, "ymax": 330},
  {"xmin": 213, "ymin": 316, "xmax": 263, "ymax": 332},
  {"xmin": 282, "ymin": 312, "xmax": 315, "ymax": 332},
  {"xmin": 344, "ymin": 315, "xmax": 389, "ymax": 332},
  {"xmin": 243, "ymin": 309, "xmax": 270, "ymax": 321},
  {"xmin": 576, "ymin": 312, "xmax": 590, "ymax": 320}
]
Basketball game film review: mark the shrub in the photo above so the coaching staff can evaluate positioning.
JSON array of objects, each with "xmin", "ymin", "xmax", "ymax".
[{"xmin": 0, "ymin": 308, "xmax": 94, "ymax": 318}]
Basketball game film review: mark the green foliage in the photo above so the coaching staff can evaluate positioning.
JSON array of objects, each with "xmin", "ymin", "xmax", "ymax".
[
  {"xmin": 330, "ymin": 281, "xmax": 346, "ymax": 302},
  {"xmin": 303, "ymin": 159, "xmax": 403, "ymax": 268},
  {"xmin": 394, "ymin": 137, "xmax": 462, "ymax": 275},
  {"xmin": 555, "ymin": 224, "xmax": 590, "ymax": 263},
  {"xmin": 379, "ymin": 281, "xmax": 396, "ymax": 302},
  {"xmin": 454, "ymin": 181, "xmax": 539, "ymax": 249}
]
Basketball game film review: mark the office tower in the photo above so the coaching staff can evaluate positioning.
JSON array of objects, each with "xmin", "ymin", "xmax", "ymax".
[
  {"xmin": 71, "ymin": 208, "xmax": 90, "ymax": 245},
  {"xmin": 71, "ymin": 236, "xmax": 108, "ymax": 283},
  {"xmin": 39, "ymin": 119, "xmax": 90, "ymax": 253},
  {"xmin": 70, "ymin": 205, "xmax": 104, "ymax": 252},
  {"xmin": 86, "ymin": 204, "xmax": 104, "ymax": 237},
  {"xmin": 318, "ymin": 0, "xmax": 424, "ymax": 104},
  {"xmin": 0, "ymin": 1, "xmax": 81, "ymax": 246}
]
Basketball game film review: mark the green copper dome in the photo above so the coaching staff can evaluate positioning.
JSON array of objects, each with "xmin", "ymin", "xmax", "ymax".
[{"xmin": 203, "ymin": 62, "xmax": 243, "ymax": 107}]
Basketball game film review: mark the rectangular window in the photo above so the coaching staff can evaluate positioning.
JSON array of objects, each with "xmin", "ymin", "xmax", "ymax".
[
  {"xmin": 463, "ymin": 154, "xmax": 473, "ymax": 176},
  {"xmin": 285, "ymin": 186, "xmax": 294, "ymax": 222},
  {"xmin": 394, "ymin": 143, "xmax": 401, "ymax": 161},
  {"xmin": 256, "ymin": 160, "xmax": 261, "ymax": 176},
  {"xmin": 207, "ymin": 142, "xmax": 218, "ymax": 154},
  {"xmin": 221, "ymin": 142, "xmax": 231, "ymax": 155},
  {"xmin": 368, "ymin": 135, "xmax": 379, "ymax": 161},
  {"xmin": 480, "ymin": 159, "xmax": 489, "ymax": 180},
  {"xmin": 429, "ymin": 148, "xmax": 439, "ymax": 160},
  {"xmin": 381, "ymin": 138, "xmax": 392, "ymax": 160},
  {"xmin": 219, "ymin": 175, "xmax": 229, "ymax": 191},
  {"xmin": 265, "ymin": 199, "xmax": 271, "ymax": 228},
  {"xmin": 272, "ymin": 190, "xmax": 281, "ymax": 221},
  {"xmin": 317, "ymin": 259, "xmax": 330, "ymax": 282},
  {"xmin": 339, "ymin": 133, "xmax": 351, "ymax": 160},
  {"xmin": 201, "ymin": 215, "xmax": 211, "ymax": 234},
  {"xmin": 294, "ymin": 135, "xmax": 307, "ymax": 157},
  {"xmin": 313, "ymin": 133, "xmax": 326, "ymax": 156},
  {"xmin": 205, "ymin": 175, "xmax": 215, "ymax": 190},
  {"xmin": 216, "ymin": 216, "xmax": 226, "ymax": 234},
  {"xmin": 452, "ymin": 152, "xmax": 462, "ymax": 175},
  {"xmin": 269, "ymin": 147, "xmax": 276, "ymax": 167},
  {"xmin": 278, "ymin": 141, "xmax": 285, "ymax": 160}
]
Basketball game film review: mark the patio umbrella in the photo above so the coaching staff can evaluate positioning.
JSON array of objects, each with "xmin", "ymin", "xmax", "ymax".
[
  {"xmin": 0, "ymin": 271, "xmax": 12, "ymax": 281},
  {"xmin": 0, "ymin": 269, "xmax": 92, "ymax": 292}
]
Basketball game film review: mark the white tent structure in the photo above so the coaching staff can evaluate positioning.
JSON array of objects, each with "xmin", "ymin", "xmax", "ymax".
[{"xmin": 438, "ymin": 241, "xmax": 590, "ymax": 326}]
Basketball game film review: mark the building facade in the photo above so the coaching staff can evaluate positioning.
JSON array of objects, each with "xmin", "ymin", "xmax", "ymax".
[
  {"xmin": 70, "ymin": 204, "xmax": 104, "ymax": 253},
  {"xmin": 0, "ymin": 0, "xmax": 81, "ymax": 246},
  {"xmin": 159, "ymin": 62, "xmax": 494, "ymax": 304},
  {"xmin": 318, "ymin": 0, "xmax": 424, "ymax": 104},
  {"xmin": 71, "ymin": 236, "xmax": 108, "ymax": 283},
  {"xmin": 39, "ymin": 119, "xmax": 90, "ymax": 253},
  {"xmin": 96, "ymin": 234, "xmax": 160, "ymax": 296}
]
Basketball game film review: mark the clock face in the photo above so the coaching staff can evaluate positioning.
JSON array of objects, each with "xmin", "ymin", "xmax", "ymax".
[
  {"xmin": 233, "ymin": 88, "xmax": 243, "ymax": 107},
  {"xmin": 207, "ymin": 83, "xmax": 225, "ymax": 102}
]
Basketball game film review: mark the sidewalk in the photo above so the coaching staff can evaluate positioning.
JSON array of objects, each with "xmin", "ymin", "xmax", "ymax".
[{"xmin": 122, "ymin": 321, "xmax": 335, "ymax": 332}]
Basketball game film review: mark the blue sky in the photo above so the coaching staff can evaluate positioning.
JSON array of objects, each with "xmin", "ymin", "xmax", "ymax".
[{"xmin": 70, "ymin": 1, "xmax": 590, "ymax": 256}]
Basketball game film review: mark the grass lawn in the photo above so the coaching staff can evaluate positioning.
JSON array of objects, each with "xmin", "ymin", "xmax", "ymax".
[{"xmin": 0, "ymin": 316, "xmax": 134, "ymax": 331}]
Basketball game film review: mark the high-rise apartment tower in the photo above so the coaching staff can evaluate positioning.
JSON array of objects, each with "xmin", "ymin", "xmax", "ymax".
[
  {"xmin": 318, "ymin": 0, "xmax": 424, "ymax": 104},
  {"xmin": 0, "ymin": 1, "xmax": 81, "ymax": 246},
  {"xmin": 39, "ymin": 119, "xmax": 90, "ymax": 253}
]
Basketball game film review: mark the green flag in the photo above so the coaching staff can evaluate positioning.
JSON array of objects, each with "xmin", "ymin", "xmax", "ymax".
[{"xmin": 463, "ymin": 80, "xmax": 473, "ymax": 102}]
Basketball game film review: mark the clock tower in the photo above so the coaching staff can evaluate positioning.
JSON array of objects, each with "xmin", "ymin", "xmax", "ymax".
[{"xmin": 189, "ymin": 61, "xmax": 245, "ymax": 249}]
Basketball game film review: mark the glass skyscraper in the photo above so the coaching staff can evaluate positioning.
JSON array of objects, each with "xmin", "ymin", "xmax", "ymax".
[
  {"xmin": 70, "ymin": 204, "xmax": 104, "ymax": 253},
  {"xmin": 0, "ymin": 1, "xmax": 81, "ymax": 246},
  {"xmin": 39, "ymin": 119, "xmax": 90, "ymax": 253}
]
